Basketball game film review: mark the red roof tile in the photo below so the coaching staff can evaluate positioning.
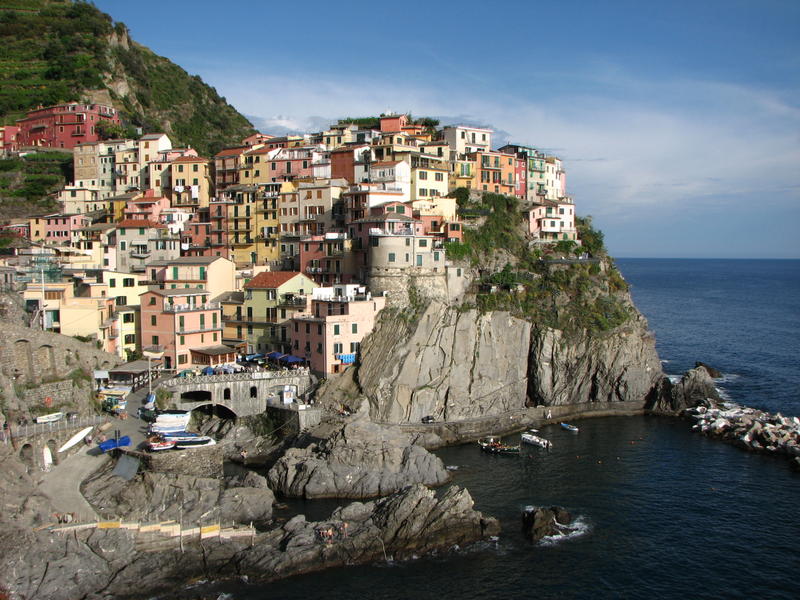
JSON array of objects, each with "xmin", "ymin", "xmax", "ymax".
[
  {"xmin": 172, "ymin": 155, "xmax": 208, "ymax": 163},
  {"xmin": 214, "ymin": 146, "xmax": 248, "ymax": 158},
  {"xmin": 244, "ymin": 271, "xmax": 303, "ymax": 289}
]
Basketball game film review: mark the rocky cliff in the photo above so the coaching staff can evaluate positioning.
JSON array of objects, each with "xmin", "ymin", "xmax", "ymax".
[{"xmin": 339, "ymin": 285, "xmax": 663, "ymax": 425}]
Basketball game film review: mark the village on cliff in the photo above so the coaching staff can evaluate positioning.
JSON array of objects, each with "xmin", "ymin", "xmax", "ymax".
[{"xmin": 0, "ymin": 104, "xmax": 580, "ymax": 378}]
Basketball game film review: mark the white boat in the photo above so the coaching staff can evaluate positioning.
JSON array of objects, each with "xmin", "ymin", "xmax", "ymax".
[
  {"xmin": 175, "ymin": 436, "xmax": 216, "ymax": 449},
  {"xmin": 161, "ymin": 431, "xmax": 200, "ymax": 442},
  {"xmin": 35, "ymin": 412, "xmax": 64, "ymax": 424},
  {"xmin": 149, "ymin": 423, "xmax": 190, "ymax": 434},
  {"xmin": 560, "ymin": 422, "xmax": 579, "ymax": 433},
  {"xmin": 521, "ymin": 433, "xmax": 552, "ymax": 449},
  {"xmin": 58, "ymin": 426, "xmax": 94, "ymax": 453}
]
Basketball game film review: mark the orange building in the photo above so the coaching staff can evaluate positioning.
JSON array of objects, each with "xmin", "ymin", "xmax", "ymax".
[{"xmin": 470, "ymin": 150, "xmax": 516, "ymax": 196}]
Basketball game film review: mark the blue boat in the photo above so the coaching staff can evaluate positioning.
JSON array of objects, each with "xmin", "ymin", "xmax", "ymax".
[
  {"xmin": 98, "ymin": 435, "xmax": 131, "ymax": 452},
  {"xmin": 560, "ymin": 423, "xmax": 579, "ymax": 433}
]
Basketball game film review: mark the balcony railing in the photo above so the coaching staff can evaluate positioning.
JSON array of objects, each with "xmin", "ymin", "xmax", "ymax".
[
  {"xmin": 369, "ymin": 227, "xmax": 414, "ymax": 237},
  {"xmin": 163, "ymin": 301, "xmax": 220, "ymax": 313},
  {"xmin": 278, "ymin": 295, "xmax": 307, "ymax": 307}
]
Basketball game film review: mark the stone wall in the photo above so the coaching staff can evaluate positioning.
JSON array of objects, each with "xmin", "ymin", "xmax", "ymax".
[
  {"xmin": 138, "ymin": 445, "xmax": 223, "ymax": 478},
  {"xmin": 18, "ymin": 379, "xmax": 93, "ymax": 415},
  {"xmin": 368, "ymin": 267, "xmax": 467, "ymax": 308}
]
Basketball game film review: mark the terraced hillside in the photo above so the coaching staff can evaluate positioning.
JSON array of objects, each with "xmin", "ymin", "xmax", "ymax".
[{"xmin": 0, "ymin": 0, "xmax": 255, "ymax": 156}]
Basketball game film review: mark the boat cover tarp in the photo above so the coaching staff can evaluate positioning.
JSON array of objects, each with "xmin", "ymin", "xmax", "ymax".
[
  {"xmin": 245, "ymin": 353, "xmax": 265, "ymax": 361},
  {"xmin": 98, "ymin": 435, "xmax": 131, "ymax": 453},
  {"xmin": 202, "ymin": 366, "xmax": 215, "ymax": 375},
  {"xmin": 111, "ymin": 453, "xmax": 140, "ymax": 480}
]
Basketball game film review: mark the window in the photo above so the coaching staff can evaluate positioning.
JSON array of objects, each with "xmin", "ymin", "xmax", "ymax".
[
  {"xmin": 123, "ymin": 278, "xmax": 134, "ymax": 287},
  {"xmin": 250, "ymin": 386, "xmax": 257, "ymax": 398},
  {"xmin": 151, "ymin": 335, "xmax": 159, "ymax": 345},
  {"xmin": 178, "ymin": 354, "xmax": 188, "ymax": 364},
  {"xmin": 123, "ymin": 313, "xmax": 134, "ymax": 323},
  {"xmin": 316, "ymin": 343, "xmax": 323, "ymax": 354},
  {"xmin": 419, "ymin": 171, "xmax": 427, "ymax": 180},
  {"xmin": 333, "ymin": 324, "xmax": 340, "ymax": 336},
  {"xmin": 388, "ymin": 252, "xmax": 396, "ymax": 263},
  {"xmin": 124, "ymin": 334, "xmax": 135, "ymax": 344},
  {"xmin": 333, "ymin": 342, "xmax": 343, "ymax": 354},
  {"xmin": 351, "ymin": 323, "xmax": 358, "ymax": 334},
  {"xmin": 418, "ymin": 239, "xmax": 428, "ymax": 247},
  {"xmin": 435, "ymin": 172, "xmax": 444, "ymax": 181},
  {"xmin": 179, "ymin": 316, "xmax": 184, "ymax": 331},
  {"xmin": 179, "ymin": 335, "xmax": 185, "ymax": 345},
  {"xmin": 193, "ymin": 164, "xmax": 199, "ymax": 172},
  {"xmin": 150, "ymin": 315, "xmax": 157, "ymax": 326},
  {"xmin": 109, "ymin": 279, "xmax": 116, "ymax": 288},
  {"xmin": 148, "ymin": 297, "xmax": 156, "ymax": 305},
  {"xmin": 350, "ymin": 342, "xmax": 360, "ymax": 353}
]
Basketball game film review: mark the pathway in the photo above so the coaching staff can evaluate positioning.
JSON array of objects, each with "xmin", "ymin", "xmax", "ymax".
[{"xmin": 37, "ymin": 380, "xmax": 163, "ymax": 519}]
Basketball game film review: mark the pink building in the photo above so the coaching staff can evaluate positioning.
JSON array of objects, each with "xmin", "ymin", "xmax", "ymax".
[
  {"xmin": 123, "ymin": 191, "xmax": 170, "ymax": 221},
  {"xmin": 182, "ymin": 220, "xmax": 214, "ymax": 257},
  {"xmin": 290, "ymin": 285, "xmax": 386, "ymax": 375},
  {"xmin": 524, "ymin": 200, "xmax": 577, "ymax": 242},
  {"xmin": 267, "ymin": 146, "xmax": 326, "ymax": 182},
  {"xmin": 44, "ymin": 213, "xmax": 89, "ymax": 245},
  {"xmin": 140, "ymin": 288, "xmax": 225, "ymax": 370},
  {"xmin": 16, "ymin": 103, "xmax": 120, "ymax": 149},
  {"xmin": 0, "ymin": 125, "xmax": 20, "ymax": 154}
]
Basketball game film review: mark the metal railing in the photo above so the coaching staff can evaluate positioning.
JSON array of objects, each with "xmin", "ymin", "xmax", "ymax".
[
  {"xmin": 162, "ymin": 367, "xmax": 310, "ymax": 387},
  {"xmin": 2, "ymin": 414, "xmax": 106, "ymax": 442},
  {"xmin": 163, "ymin": 302, "xmax": 220, "ymax": 313}
]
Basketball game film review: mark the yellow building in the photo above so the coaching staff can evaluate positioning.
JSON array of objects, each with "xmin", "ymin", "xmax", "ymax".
[
  {"xmin": 27, "ymin": 216, "xmax": 47, "ymax": 242},
  {"xmin": 241, "ymin": 271, "xmax": 316, "ymax": 355},
  {"xmin": 169, "ymin": 155, "xmax": 213, "ymax": 210}
]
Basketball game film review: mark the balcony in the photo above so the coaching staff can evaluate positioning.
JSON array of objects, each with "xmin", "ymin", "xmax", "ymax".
[
  {"xmin": 369, "ymin": 227, "xmax": 414, "ymax": 237},
  {"xmin": 129, "ymin": 248, "xmax": 150, "ymax": 258},
  {"xmin": 278, "ymin": 294, "xmax": 307, "ymax": 308},
  {"xmin": 163, "ymin": 301, "xmax": 220, "ymax": 313}
]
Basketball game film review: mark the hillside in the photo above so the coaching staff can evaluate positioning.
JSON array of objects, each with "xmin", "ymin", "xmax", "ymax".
[
  {"xmin": 0, "ymin": 151, "xmax": 70, "ymax": 217},
  {"xmin": 0, "ymin": 0, "xmax": 255, "ymax": 156}
]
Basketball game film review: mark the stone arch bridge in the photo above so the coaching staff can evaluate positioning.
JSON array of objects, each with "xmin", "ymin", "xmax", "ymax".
[{"xmin": 158, "ymin": 369, "xmax": 314, "ymax": 418}]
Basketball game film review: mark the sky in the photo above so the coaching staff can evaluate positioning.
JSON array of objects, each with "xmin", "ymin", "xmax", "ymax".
[{"xmin": 95, "ymin": 0, "xmax": 800, "ymax": 258}]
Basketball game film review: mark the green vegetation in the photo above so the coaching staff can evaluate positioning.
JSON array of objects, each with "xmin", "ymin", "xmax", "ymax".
[
  {"xmin": 575, "ymin": 215, "xmax": 605, "ymax": 257},
  {"xmin": 444, "ymin": 189, "xmax": 631, "ymax": 335},
  {"xmin": 155, "ymin": 387, "xmax": 172, "ymax": 410},
  {"xmin": 0, "ymin": 0, "xmax": 255, "ymax": 155},
  {"xmin": 0, "ymin": 151, "xmax": 71, "ymax": 214}
]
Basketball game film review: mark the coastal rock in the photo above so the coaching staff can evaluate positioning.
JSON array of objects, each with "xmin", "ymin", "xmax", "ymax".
[
  {"xmin": 82, "ymin": 466, "xmax": 275, "ymax": 524},
  {"xmin": 0, "ymin": 484, "xmax": 499, "ymax": 600},
  {"xmin": 268, "ymin": 415, "xmax": 449, "ymax": 499},
  {"xmin": 695, "ymin": 361, "xmax": 723, "ymax": 378},
  {"xmin": 341, "ymin": 296, "xmax": 662, "ymax": 425},
  {"xmin": 521, "ymin": 505, "xmax": 574, "ymax": 542},
  {"xmin": 648, "ymin": 366, "xmax": 721, "ymax": 414}
]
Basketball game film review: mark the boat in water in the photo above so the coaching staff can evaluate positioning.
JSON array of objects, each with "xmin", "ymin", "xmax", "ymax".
[
  {"xmin": 521, "ymin": 432, "xmax": 553, "ymax": 449},
  {"xmin": 560, "ymin": 422, "xmax": 579, "ymax": 433},
  {"xmin": 478, "ymin": 436, "xmax": 521, "ymax": 455}
]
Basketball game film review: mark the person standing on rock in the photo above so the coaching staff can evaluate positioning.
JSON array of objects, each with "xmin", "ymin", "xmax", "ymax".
[{"xmin": 240, "ymin": 449, "xmax": 248, "ymax": 465}]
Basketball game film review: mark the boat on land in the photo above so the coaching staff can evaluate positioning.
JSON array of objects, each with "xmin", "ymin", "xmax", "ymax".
[
  {"xmin": 521, "ymin": 432, "xmax": 553, "ymax": 449},
  {"xmin": 98, "ymin": 435, "xmax": 131, "ymax": 453},
  {"xmin": 58, "ymin": 426, "xmax": 94, "ymax": 452},
  {"xmin": 478, "ymin": 436, "xmax": 521, "ymax": 455},
  {"xmin": 175, "ymin": 436, "xmax": 216, "ymax": 449},
  {"xmin": 35, "ymin": 412, "xmax": 64, "ymax": 424},
  {"xmin": 146, "ymin": 435, "xmax": 176, "ymax": 452},
  {"xmin": 161, "ymin": 431, "xmax": 200, "ymax": 442},
  {"xmin": 560, "ymin": 423, "xmax": 579, "ymax": 433}
]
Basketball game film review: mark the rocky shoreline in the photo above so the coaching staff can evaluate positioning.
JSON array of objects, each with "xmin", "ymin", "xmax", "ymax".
[
  {"xmin": 685, "ymin": 404, "xmax": 800, "ymax": 468},
  {"xmin": 1, "ymin": 484, "xmax": 497, "ymax": 600}
]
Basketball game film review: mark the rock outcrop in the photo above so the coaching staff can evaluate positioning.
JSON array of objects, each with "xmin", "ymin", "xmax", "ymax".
[
  {"xmin": 82, "ymin": 465, "xmax": 275, "ymax": 525},
  {"xmin": 0, "ymin": 484, "xmax": 499, "ymax": 600},
  {"xmin": 647, "ymin": 366, "xmax": 721, "ymax": 414},
  {"xmin": 342, "ymin": 296, "xmax": 663, "ymax": 425},
  {"xmin": 521, "ymin": 505, "xmax": 575, "ymax": 542},
  {"xmin": 268, "ymin": 409, "xmax": 449, "ymax": 499}
]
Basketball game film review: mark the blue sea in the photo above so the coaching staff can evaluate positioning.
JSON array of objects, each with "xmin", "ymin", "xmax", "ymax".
[{"xmin": 200, "ymin": 259, "xmax": 800, "ymax": 599}]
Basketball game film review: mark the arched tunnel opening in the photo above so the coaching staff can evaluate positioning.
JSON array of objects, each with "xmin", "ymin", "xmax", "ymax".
[
  {"xmin": 180, "ymin": 390, "xmax": 212, "ymax": 403},
  {"xmin": 192, "ymin": 404, "xmax": 237, "ymax": 420}
]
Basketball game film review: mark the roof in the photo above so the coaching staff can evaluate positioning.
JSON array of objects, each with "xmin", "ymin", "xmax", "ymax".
[
  {"xmin": 109, "ymin": 360, "xmax": 151, "ymax": 374},
  {"xmin": 116, "ymin": 219, "xmax": 166, "ymax": 229},
  {"xmin": 214, "ymin": 146, "xmax": 248, "ymax": 158},
  {"xmin": 190, "ymin": 345, "xmax": 236, "ymax": 356},
  {"xmin": 145, "ymin": 287, "xmax": 210, "ymax": 297},
  {"xmin": 139, "ymin": 133, "xmax": 167, "ymax": 140},
  {"xmin": 244, "ymin": 271, "xmax": 305, "ymax": 290},
  {"xmin": 354, "ymin": 213, "xmax": 415, "ymax": 223},
  {"xmin": 172, "ymin": 155, "xmax": 208, "ymax": 163},
  {"xmin": 214, "ymin": 290, "xmax": 244, "ymax": 303},
  {"xmin": 371, "ymin": 161, "xmax": 402, "ymax": 167}
]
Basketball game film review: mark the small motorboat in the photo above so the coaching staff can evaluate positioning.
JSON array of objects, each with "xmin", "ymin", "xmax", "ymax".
[
  {"xmin": 35, "ymin": 412, "xmax": 64, "ymax": 424},
  {"xmin": 521, "ymin": 432, "xmax": 553, "ymax": 449},
  {"xmin": 478, "ymin": 436, "xmax": 521, "ymax": 455},
  {"xmin": 175, "ymin": 436, "xmax": 216, "ymax": 449},
  {"xmin": 146, "ymin": 435, "xmax": 176, "ymax": 452},
  {"xmin": 560, "ymin": 423, "xmax": 579, "ymax": 433}
]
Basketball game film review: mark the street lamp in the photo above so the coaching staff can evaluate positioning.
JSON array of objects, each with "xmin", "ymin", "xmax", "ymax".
[{"xmin": 142, "ymin": 346, "xmax": 165, "ymax": 400}]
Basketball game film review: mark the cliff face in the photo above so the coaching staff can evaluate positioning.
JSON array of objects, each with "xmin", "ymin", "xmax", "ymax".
[{"xmin": 348, "ymin": 286, "xmax": 663, "ymax": 425}]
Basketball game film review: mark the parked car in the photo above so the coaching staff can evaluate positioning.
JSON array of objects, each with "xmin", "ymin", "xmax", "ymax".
[{"xmin": 137, "ymin": 407, "xmax": 158, "ymax": 422}]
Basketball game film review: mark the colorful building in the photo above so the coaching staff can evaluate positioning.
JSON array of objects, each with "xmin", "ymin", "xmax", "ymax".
[
  {"xmin": 290, "ymin": 284, "xmax": 386, "ymax": 375},
  {"xmin": 139, "ymin": 288, "xmax": 224, "ymax": 370},
  {"xmin": 15, "ymin": 103, "xmax": 121, "ymax": 149}
]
